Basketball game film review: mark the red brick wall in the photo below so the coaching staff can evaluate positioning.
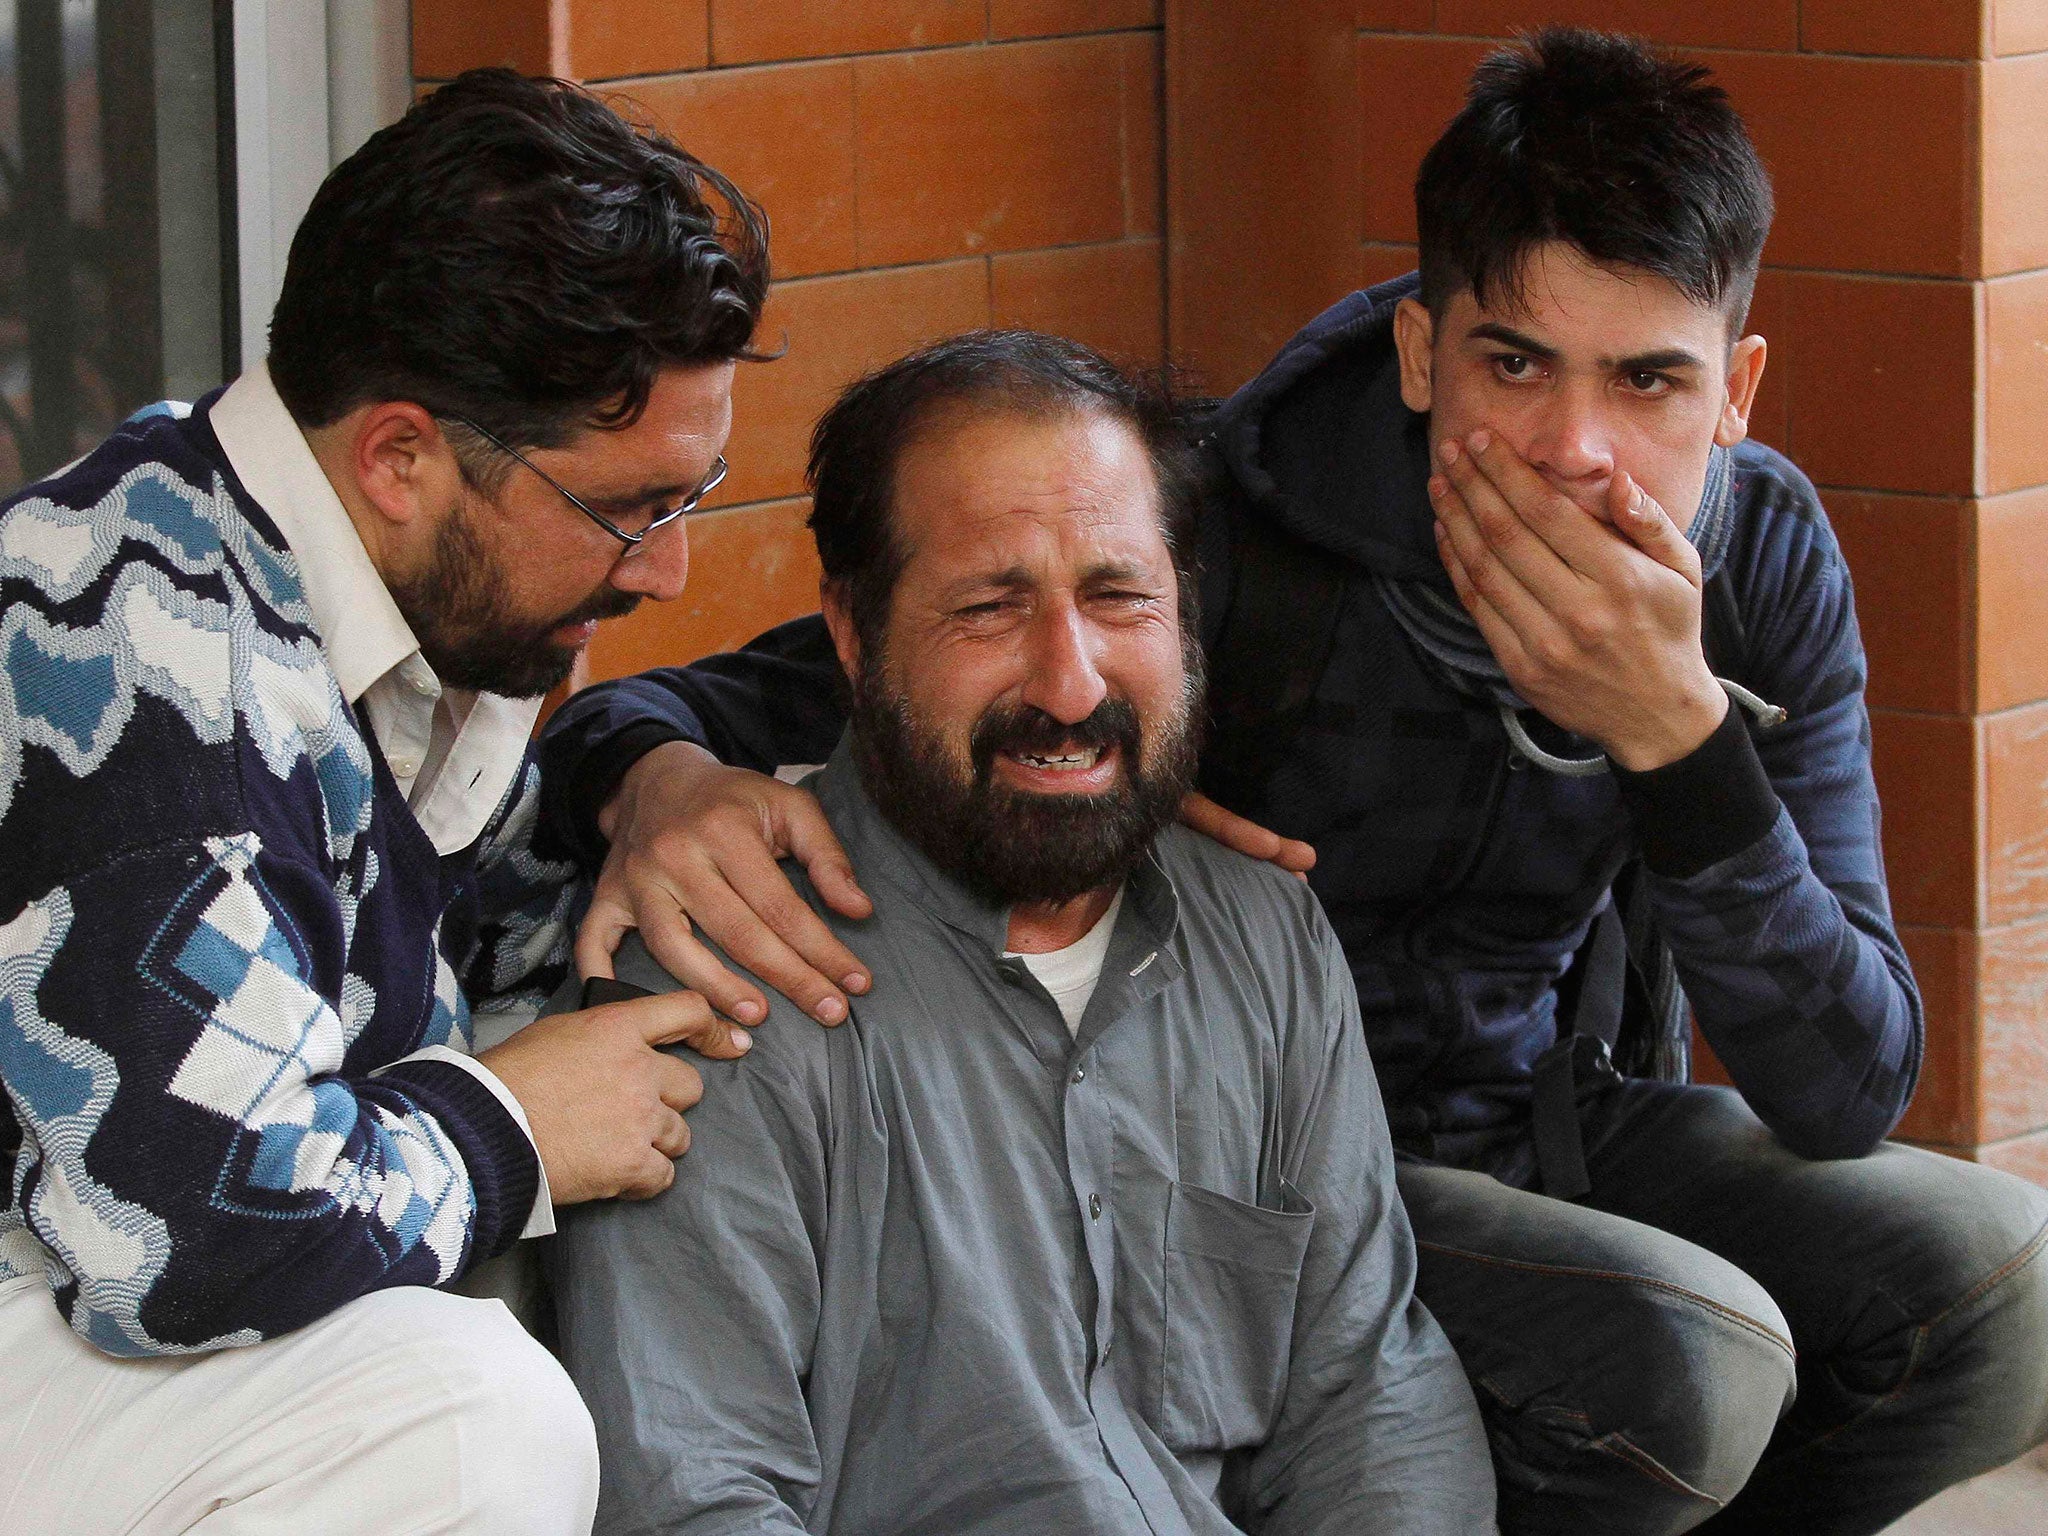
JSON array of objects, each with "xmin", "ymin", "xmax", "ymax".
[{"xmin": 417, "ymin": 1, "xmax": 1164, "ymax": 677}]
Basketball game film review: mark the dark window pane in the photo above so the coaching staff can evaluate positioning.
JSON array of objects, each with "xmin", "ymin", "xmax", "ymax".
[{"xmin": 0, "ymin": 0, "xmax": 226, "ymax": 494}]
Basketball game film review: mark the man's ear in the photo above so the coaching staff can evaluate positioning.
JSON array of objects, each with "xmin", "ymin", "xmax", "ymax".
[
  {"xmin": 1716, "ymin": 335, "xmax": 1768, "ymax": 449},
  {"xmin": 349, "ymin": 403, "xmax": 464, "ymax": 529},
  {"xmin": 821, "ymin": 580, "xmax": 862, "ymax": 682},
  {"xmin": 1393, "ymin": 296, "xmax": 1437, "ymax": 416}
]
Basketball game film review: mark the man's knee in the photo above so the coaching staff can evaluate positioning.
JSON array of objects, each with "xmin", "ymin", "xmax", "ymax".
[
  {"xmin": 1570, "ymin": 1260, "xmax": 1796, "ymax": 1506},
  {"xmin": 0, "ymin": 1284, "xmax": 599, "ymax": 1536},
  {"xmin": 1484, "ymin": 1261, "xmax": 1791, "ymax": 1523},
  {"xmin": 1409, "ymin": 1173, "xmax": 1796, "ymax": 1533},
  {"xmin": 1879, "ymin": 1158, "xmax": 2048, "ymax": 1459},
  {"xmin": 335, "ymin": 1288, "xmax": 599, "ymax": 1532},
  {"xmin": 1855, "ymin": 1148, "xmax": 2048, "ymax": 1319}
]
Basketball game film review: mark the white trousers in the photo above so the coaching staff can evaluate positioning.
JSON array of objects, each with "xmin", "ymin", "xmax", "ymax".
[{"xmin": 0, "ymin": 1275, "xmax": 598, "ymax": 1535}]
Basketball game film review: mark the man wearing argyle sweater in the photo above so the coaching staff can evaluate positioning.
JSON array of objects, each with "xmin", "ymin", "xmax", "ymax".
[
  {"xmin": 0, "ymin": 71, "xmax": 766, "ymax": 1533},
  {"xmin": 0, "ymin": 390, "xmax": 563, "ymax": 1346}
]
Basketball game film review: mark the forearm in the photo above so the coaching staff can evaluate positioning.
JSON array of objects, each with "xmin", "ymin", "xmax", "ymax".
[
  {"xmin": 552, "ymin": 1227, "xmax": 823, "ymax": 1530},
  {"xmin": 1618, "ymin": 708, "xmax": 1920, "ymax": 1155},
  {"xmin": 1641, "ymin": 808, "xmax": 1919, "ymax": 1156},
  {"xmin": 1257, "ymin": 1315, "xmax": 1495, "ymax": 1536},
  {"xmin": 16, "ymin": 1036, "xmax": 533, "ymax": 1353},
  {"xmin": 540, "ymin": 614, "xmax": 848, "ymax": 866},
  {"xmin": 3, "ymin": 844, "xmax": 536, "ymax": 1353},
  {"xmin": 548, "ymin": 1029, "xmax": 829, "ymax": 1534}
]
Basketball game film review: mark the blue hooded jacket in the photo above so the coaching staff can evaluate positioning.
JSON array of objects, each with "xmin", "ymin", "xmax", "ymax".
[{"xmin": 543, "ymin": 275, "xmax": 1922, "ymax": 1176}]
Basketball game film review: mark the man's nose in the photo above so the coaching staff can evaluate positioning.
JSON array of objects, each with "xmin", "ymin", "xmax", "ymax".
[
  {"xmin": 1019, "ymin": 602, "xmax": 1108, "ymax": 726},
  {"xmin": 608, "ymin": 516, "xmax": 690, "ymax": 602},
  {"xmin": 1523, "ymin": 385, "xmax": 1614, "ymax": 482}
]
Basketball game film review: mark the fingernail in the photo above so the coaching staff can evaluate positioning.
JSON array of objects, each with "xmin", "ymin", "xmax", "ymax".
[
  {"xmin": 815, "ymin": 997, "xmax": 846, "ymax": 1023},
  {"xmin": 1438, "ymin": 439, "xmax": 1460, "ymax": 465},
  {"xmin": 729, "ymin": 1028, "xmax": 752, "ymax": 1052},
  {"xmin": 734, "ymin": 999, "xmax": 765, "ymax": 1025},
  {"xmin": 1469, "ymin": 429, "xmax": 1491, "ymax": 453},
  {"xmin": 1433, "ymin": 519, "xmax": 1447, "ymax": 541},
  {"xmin": 1428, "ymin": 475, "xmax": 1446, "ymax": 498},
  {"xmin": 842, "ymin": 972, "xmax": 870, "ymax": 994}
]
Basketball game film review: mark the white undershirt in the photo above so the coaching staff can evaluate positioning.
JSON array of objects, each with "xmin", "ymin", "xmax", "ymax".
[{"xmin": 1006, "ymin": 886, "xmax": 1126, "ymax": 1038}]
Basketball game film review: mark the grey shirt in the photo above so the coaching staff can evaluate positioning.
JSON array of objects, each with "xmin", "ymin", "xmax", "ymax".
[{"xmin": 548, "ymin": 743, "xmax": 1493, "ymax": 1535}]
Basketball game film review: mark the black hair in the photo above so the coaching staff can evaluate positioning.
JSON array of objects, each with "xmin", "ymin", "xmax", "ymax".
[
  {"xmin": 1416, "ymin": 28, "xmax": 1773, "ymax": 333},
  {"xmin": 267, "ymin": 68, "xmax": 769, "ymax": 463},
  {"xmin": 806, "ymin": 330, "xmax": 1201, "ymax": 652}
]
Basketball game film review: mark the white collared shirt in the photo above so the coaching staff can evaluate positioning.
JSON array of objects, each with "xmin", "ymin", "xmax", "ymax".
[
  {"xmin": 210, "ymin": 365, "xmax": 541, "ymax": 853},
  {"xmin": 210, "ymin": 364, "xmax": 555, "ymax": 1238}
]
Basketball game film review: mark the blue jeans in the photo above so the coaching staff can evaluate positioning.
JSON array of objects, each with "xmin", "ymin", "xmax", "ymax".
[{"xmin": 1397, "ymin": 1082, "xmax": 2048, "ymax": 1535}]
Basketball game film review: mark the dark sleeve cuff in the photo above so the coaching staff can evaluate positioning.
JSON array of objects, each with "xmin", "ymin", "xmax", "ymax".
[
  {"xmin": 1612, "ymin": 700, "xmax": 1783, "ymax": 879},
  {"xmin": 376, "ymin": 1056, "xmax": 540, "ymax": 1266}
]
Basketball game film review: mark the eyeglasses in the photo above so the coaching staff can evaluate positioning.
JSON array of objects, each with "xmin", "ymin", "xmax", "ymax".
[{"xmin": 450, "ymin": 416, "xmax": 729, "ymax": 554}]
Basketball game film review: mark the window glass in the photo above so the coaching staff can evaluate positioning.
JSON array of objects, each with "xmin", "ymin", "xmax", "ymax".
[{"xmin": 0, "ymin": 0, "xmax": 228, "ymax": 494}]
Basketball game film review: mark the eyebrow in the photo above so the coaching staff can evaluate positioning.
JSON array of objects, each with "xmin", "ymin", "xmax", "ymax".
[
  {"xmin": 934, "ymin": 565, "xmax": 1031, "ymax": 603},
  {"xmin": 1467, "ymin": 322, "xmax": 1558, "ymax": 360},
  {"xmin": 585, "ymin": 474, "xmax": 706, "ymax": 514},
  {"xmin": 1613, "ymin": 348, "xmax": 1707, "ymax": 373},
  {"xmin": 1465, "ymin": 322, "xmax": 1705, "ymax": 374},
  {"xmin": 584, "ymin": 486, "xmax": 674, "ymax": 512},
  {"xmin": 1078, "ymin": 558, "xmax": 1154, "ymax": 586},
  {"xmin": 936, "ymin": 556, "xmax": 1161, "ymax": 602}
]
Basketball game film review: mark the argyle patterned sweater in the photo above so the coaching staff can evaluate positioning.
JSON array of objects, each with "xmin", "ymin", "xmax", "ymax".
[{"xmin": 0, "ymin": 397, "xmax": 576, "ymax": 1356}]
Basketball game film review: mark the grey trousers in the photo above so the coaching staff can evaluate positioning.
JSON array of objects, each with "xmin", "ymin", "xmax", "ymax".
[{"xmin": 1398, "ymin": 1082, "xmax": 2048, "ymax": 1536}]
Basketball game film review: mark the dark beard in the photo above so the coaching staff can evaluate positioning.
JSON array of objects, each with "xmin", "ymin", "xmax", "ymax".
[
  {"xmin": 850, "ymin": 645, "xmax": 1203, "ymax": 905},
  {"xmin": 385, "ymin": 503, "xmax": 639, "ymax": 698}
]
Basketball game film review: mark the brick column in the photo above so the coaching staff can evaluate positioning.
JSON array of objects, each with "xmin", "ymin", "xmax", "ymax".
[{"xmin": 1164, "ymin": 0, "xmax": 1361, "ymax": 390}]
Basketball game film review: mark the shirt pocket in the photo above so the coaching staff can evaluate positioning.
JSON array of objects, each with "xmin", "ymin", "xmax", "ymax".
[{"xmin": 1158, "ymin": 1178, "xmax": 1317, "ymax": 1452}]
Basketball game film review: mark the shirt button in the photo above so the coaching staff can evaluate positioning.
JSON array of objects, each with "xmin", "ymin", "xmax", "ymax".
[
  {"xmin": 391, "ymin": 755, "xmax": 419, "ymax": 778},
  {"xmin": 1071, "ymin": 1065, "xmax": 1086, "ymax": 1084},
  {"xmin": 1088, "ymin": 1193, "xmax": 1102, "ymax": 1220},
  {"xmin": 411, "ymin": 674, "xmax": 435, "ymax": 696}
]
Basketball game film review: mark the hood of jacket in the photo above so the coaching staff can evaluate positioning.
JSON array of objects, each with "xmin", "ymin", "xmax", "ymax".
[{"xmin": 1207, "ymin": 270, "xmax": 1452, "ymax": 592}]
